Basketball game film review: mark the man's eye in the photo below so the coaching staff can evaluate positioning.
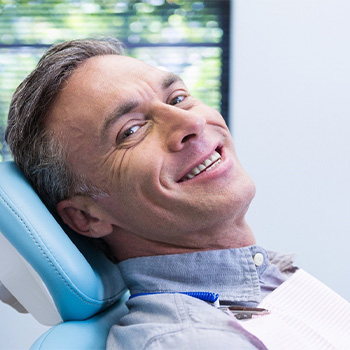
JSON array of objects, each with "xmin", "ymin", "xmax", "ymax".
[
  {"xmin": 122, "ymin": 125, "xmax": 141, "ymax": 139},
  {"xmin": 170, "ymin": 95, "xmax": 185, "ymax": 106}
]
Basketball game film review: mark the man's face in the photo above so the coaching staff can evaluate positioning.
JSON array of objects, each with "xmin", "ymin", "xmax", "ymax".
[{"xmin": 49, "ymin": 55, "xmax": 255, "ymax": 247}]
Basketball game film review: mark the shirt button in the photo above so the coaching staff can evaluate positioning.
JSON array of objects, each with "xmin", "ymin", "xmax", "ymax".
[{"xmin": 253, "ymin": 253, "xmax": 264, "ymax": 266}]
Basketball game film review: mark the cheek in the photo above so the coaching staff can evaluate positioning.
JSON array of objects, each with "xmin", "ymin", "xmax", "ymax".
[
  {"xmin": 100, "ymin": 177, "xmax": 166, "ymax": 235},
  {"xmin": 106, "ymin": 147, "xmax": 163, "ymax": 205},
  {"xmin": 96, "ymin": 136, "xmax": 173, "ymax": 231}
]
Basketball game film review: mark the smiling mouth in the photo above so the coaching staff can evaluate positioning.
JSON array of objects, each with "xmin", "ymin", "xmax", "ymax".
[{"xmin": 179, "ymin": 150, "xmax": 222, "ymax": 182}]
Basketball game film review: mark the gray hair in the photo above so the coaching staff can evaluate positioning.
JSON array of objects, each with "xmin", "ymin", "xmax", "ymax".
[{"xmin": 5, "ymin": 38, "xmax": 124, "ymax": 212}]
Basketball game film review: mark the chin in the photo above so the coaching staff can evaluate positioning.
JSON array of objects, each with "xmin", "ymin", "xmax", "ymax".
[
  {"xmin": 224, "ymin": 175, "xmax": 256, "ymax": 217},
  {"xmin": 245, "ymin": 176, "xmax": 257, "ymax": 203}
]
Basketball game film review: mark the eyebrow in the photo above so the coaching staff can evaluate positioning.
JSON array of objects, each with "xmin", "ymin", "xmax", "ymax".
[
  {"xmin": 100, "ymin": 73, "xmax": 183, "ymax": 142},
  {"xmin": 100, "ymin": 100, "xmax": 140, "ymax": 142},
  {"xmin": 162, "ymin": 73, "xmax": 182, "ymax": 90}
]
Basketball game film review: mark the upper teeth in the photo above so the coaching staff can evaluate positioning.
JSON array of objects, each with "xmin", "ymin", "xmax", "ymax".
[{"xmin": 183, "ymin": 151, "xmax": 221, "ymax": 180}]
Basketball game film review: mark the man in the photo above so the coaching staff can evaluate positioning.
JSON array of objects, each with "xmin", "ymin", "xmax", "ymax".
[{"xmin": 4, "ymin": 39, "xmax": 308, "ymax": 349}]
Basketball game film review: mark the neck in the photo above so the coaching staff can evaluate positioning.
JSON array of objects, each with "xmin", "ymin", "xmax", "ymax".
[{"xmin": 104, "ymin": 217, "xmax": 256, "ymax": 262}]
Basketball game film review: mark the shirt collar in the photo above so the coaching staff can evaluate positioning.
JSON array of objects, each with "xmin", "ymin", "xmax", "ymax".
[{"xmin": 118, "ymin": 245, "xmax": 270, "ymax": 304}]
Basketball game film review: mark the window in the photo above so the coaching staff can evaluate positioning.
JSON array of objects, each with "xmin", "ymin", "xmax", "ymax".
[{"xmin": 0, "ymin": 0, "xmax": 230, "ymax": 161}]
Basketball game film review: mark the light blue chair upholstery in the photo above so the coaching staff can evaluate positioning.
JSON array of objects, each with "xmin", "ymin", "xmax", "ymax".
[
  {"xmin": 0, "ymin": 161, "xmax": 128, "ymax": 349},
  {"xmin": 31, "ymin": 294, "xmax": 129, "ymax": 350}
]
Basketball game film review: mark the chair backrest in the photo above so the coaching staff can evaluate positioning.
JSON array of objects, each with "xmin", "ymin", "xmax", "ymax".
[
  {"xmin": 30, "ymin": 293, "xmax": 129, "ymax": 350},
  {"xmin": 0, "ymin": 161, "xmax": 127, "ymax": 325}
]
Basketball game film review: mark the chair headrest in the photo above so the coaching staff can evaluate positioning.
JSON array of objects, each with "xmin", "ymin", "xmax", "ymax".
[{"xmin": 0, "ymin": 161, "xmax": 126, "ymax": 323}]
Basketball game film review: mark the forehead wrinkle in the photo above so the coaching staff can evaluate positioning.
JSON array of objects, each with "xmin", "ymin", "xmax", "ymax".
[{"xmin": 100, "ymin": 99, "xmax": 140, "ymax": 143}]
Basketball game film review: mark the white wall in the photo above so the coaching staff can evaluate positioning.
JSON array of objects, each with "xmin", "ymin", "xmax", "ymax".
[
  {"xmin": 0, "ymin": 303, "xmax": 49, "ymax": 349},
  {"xmin": 231, "ymin": 0, "xmax": 350, "ymax": 300}
]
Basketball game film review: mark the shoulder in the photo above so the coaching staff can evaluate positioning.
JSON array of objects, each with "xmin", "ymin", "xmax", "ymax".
[
  {"xmin": 141, "ymin": 327, "xmax": 263, "ymax": 350},
  {"xmin": 107, "ymin": 293, "xmax": 263, "ymax": 350}
]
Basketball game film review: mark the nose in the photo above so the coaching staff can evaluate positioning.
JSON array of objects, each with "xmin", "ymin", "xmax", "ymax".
[{"xmin": 156, "ymin": 105, "xmax": 206, "ymax": 152}]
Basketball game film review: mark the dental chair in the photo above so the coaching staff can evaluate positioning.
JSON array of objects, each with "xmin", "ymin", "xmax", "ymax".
[{"xmin": 0, "ymin": 161, "xmax": 129, "ymax": 349}]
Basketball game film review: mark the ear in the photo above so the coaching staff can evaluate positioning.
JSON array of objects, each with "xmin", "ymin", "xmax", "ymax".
[{"xmin": 57, "ymin": 197, "xmax": 113, "ymax": 238}]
